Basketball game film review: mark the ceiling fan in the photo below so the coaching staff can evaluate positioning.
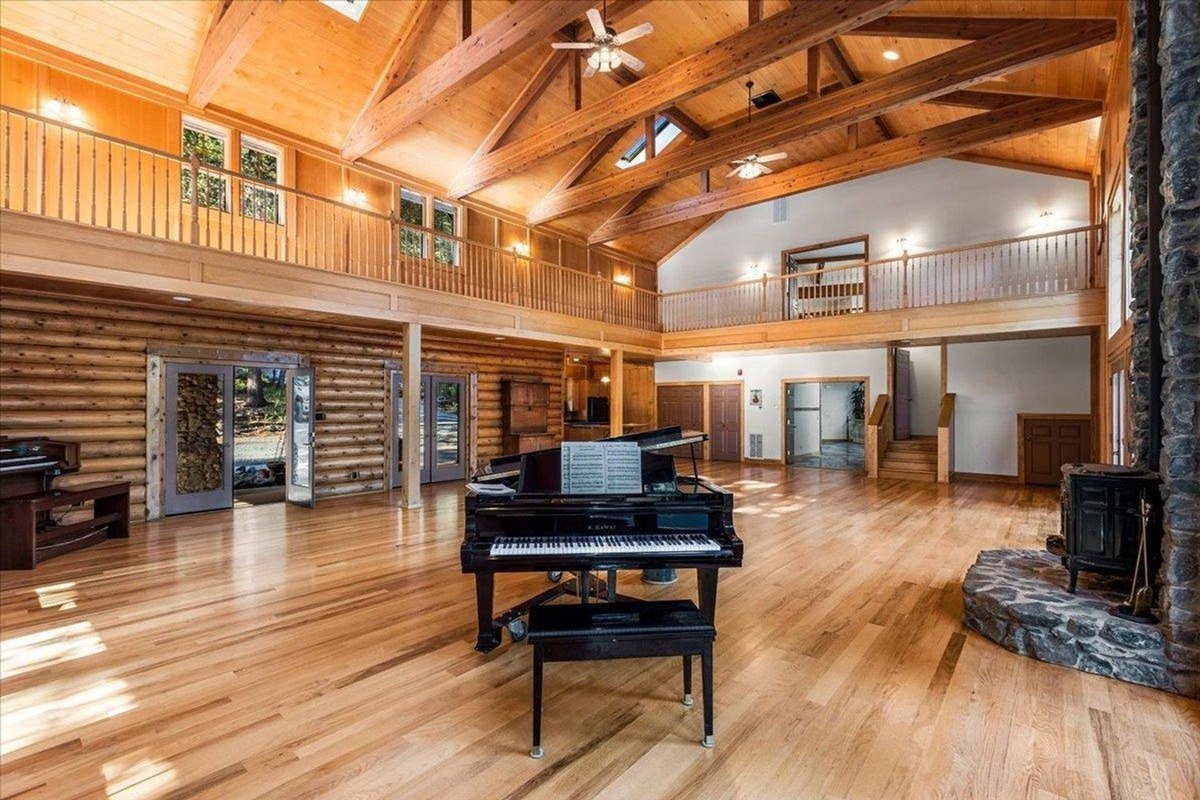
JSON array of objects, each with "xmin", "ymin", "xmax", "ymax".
[
  {"xmin": 551, "ymin": 1, "xmax": 654, "ymax": 77},
  {"xmin": 728, "ymin": 81, "xmax": 786, "ymax": 179}
]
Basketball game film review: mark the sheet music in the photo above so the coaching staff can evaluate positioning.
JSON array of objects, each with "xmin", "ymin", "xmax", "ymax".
[{"xmin": 561, "ymin": 442, "xmax": 643, "ymax": 494}]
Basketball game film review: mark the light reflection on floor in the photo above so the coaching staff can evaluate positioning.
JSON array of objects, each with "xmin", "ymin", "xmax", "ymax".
[
  {"xmin": 1, "ymin": 677, "xmax": 135, "ymax": 756},
  {"xmin": 0, "ymin": 620, "xmax": 106, "ymax": 680},
  {"xmin": 102, "ymin": 754, "xmax": 179, "ymax": 800}
]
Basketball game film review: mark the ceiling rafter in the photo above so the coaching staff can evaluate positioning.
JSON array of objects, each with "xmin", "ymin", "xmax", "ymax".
[
  {"xmin": 588, "ymin": 97, "xmax": 1102, "ymax": 243},
  {"xmin": 470, "ymin": 49, "xmax": 570, "ymax": 161},
  {"xmin": 188, "ymin": 0, "xmax": 282, "ymax": 108},
  {"xmin": 529, "ymin": 17, "xmax": 1116, "ymax": 225},
  {"xmin": 342, "ymin": 0, "xmax": 594, "ymax": 161},
  {"xmin": 447, "ymin": 0, "xmax": 909, "ymax": 199},
  {"xmin": 849, "ymin": 15, "xmax": 1105, "ymax": 40},
  {"xmin": 821, "ymin": 38, "xmax": 893, "ymax": 141}
]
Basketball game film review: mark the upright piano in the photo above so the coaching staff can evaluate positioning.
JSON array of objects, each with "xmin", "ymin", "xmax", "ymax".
[
  {"xmin": 462, "ymin": 427, "xmax": 742, "ymax": 652},
  {"xmin": 0, "ymin": 437, "xmax": 131, "ymax": 570}
]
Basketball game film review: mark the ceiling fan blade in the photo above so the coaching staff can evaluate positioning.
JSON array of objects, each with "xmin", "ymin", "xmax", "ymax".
[
  {"xmin": 583, "ymin": 62, "xmax": 598, "ymax": 79},
  {"xmin": 759, "ymin": 165, "xmax": 774, "ymax": 174},
  {"xmin": 616, "ymin": 49, "xmax": 644, "ymax": 72},
  {"xmin": 551, "ymin": 42, "xmax": 595, "ymax": 49},
  {"xmin": 614, "ymin": 22, "xmax": 653, "ymax": 44},
  {"xmin": 726, "ymin": 166, "xmax": 742, "ymax": 178},
  {"xmin": 587, "ymin": 8, "xmax": 606, "ymax": 37},
  {"xmin": 758, "ymin": 153, "xmax": 787, "ymax": 162}
]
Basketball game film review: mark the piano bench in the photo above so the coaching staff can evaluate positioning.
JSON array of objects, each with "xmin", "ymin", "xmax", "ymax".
[{"xmin": 526, "ymin": 599, "xmax": 716, "ymax": 758}]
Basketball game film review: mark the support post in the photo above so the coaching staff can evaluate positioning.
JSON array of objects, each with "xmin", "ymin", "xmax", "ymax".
[
  {"xmin": 807, "ymin": 47, "xmax": 822, "ymax": 99},
  {"xmin": 402, "ymin": 322, "xmax": 422, "ymax": 508},
  {"xmin": 644, "ymin": 115, "xmax": 657, "ymax": 159},
  {"xmin": 609, "ymin": 349, "xmax": 624, "ymax": 437}
]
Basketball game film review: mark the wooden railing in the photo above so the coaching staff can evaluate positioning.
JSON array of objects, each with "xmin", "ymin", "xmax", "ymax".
[
  {"xmin": 0, "ymin": 106, "xmax": 660, "ymax": 331},
  {"xmin": 937, "ymin": 393, "xmax": 956, "ymax": 484},
  {"xmin": 660, "ymin": 225, "xmax": 1100, "ymax": 333},
  {"xmin": 864, "ymin": 394, "xmax": 892, "ymax": 479}
]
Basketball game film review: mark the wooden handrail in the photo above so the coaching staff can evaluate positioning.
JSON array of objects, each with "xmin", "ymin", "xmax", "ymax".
[
  {"xmin": 938, "ymin": 392, "xmax": 956, "ymax": 428},
  {"xmin": 865, "ymin": 393, "xmax": 892, "ymax": 479},
  {"xmin": 937, "ymin": 393, "xmax": 956, "ymax": 484},
  {"xmin": 867, "ymin": 393, "xmax": 891, "ymax": 427}
]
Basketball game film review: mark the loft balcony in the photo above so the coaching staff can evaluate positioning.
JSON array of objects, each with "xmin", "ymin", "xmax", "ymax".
[{"xmin": 0, "ymin": 107, "xmax": 1102, "ymax": 349}]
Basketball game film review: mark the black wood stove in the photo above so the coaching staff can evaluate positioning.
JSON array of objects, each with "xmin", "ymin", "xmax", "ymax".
[{"xmin": 1048, "ymin": 464, "xmax": 1163, "ymax": 593}]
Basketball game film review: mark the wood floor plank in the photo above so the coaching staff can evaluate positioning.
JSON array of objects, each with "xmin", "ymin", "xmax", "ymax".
[{"xmin": 1, "ymin": 463, "xmax": 1197, "ymax": 800}]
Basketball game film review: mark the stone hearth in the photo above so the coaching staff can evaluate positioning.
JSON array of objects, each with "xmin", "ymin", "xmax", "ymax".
[{"xmin": 962, "ymin": 549, "xmax": 1174, "ymax": 693}]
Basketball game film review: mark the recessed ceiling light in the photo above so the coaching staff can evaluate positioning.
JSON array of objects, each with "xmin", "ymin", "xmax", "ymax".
[
  {"xmin": 172, "ymin": 295, "xmax": 192, "ymax": 303},
  {"xmin": 882, "ymin": 50, "xmax": 901, "ymax": 61}
]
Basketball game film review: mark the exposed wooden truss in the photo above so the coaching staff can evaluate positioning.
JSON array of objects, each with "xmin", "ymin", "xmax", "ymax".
[
  {"xmin": 588, "ymin": 97, "xmax": 1101, "ymax": 243},
  {"xmin": 530, "ymin": 17, "xmax": 1116, "ymax": 224},
  {"xmin": 341, "ymin": 0, "xmax": 593, "ymax": 161},
  {"xmin": 850, "ymin": 16, "xmax": 1076, "ymax": 40},
  {"xmin": 447, "ymin": 0, "xmax": 909, "ymax": 199},
  {"xmin": 188, "ymin": 0, "xmax": 282, "ymax": 108},
  {"xmin": 469, "ymin": 49, "xmax": 569, "ymax": 161}
]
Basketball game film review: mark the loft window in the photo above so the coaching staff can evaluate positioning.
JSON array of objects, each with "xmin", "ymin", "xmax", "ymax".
[
  {"xmin": 615, "ymin": 117, "xmax": 682, "ymax": 169},
  {"xmin": 319, "ymin": 0, "xmax": 368, "ymax": 22},
  {"xmin": 399, "ymin": 189, "xmax": 426, "ymax": 258},
  {"xmin": 239, "ymin": 136, "xmax": 282, "ymax": 223},
  {"xmin": 433, "ymin": 200, "xmax": 458, "ymax": 264},
  {"xmin": 181, "ymin": 118, "xmax": 228, "ymax": 211}
]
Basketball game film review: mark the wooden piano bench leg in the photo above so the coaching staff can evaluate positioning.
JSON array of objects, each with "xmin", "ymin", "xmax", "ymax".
[
  {"xmin": 682, "ymin": 654, "xmax": 694, "ymax": 706},
  {"xmin": 531, "ymin": 646, "xmax": 544, "ymax": 759}
]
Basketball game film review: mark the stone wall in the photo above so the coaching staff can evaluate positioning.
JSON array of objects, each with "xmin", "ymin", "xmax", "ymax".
[
  {"xmin": 174, "ymin": 373, "xmax": 225, "ymax": 494},
  {"xmin": 1157, "ymin": 0, "xmax": 1200, "ymax": 698},
  {"xmin": 1127, "ymin": 0, "xmax": 1154, "ymax": 469}
]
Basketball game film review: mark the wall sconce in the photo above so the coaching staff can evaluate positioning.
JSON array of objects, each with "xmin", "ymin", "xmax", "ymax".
[
  {"xmin": 613, "ymin": 273, "xmax": 632, "ymax": 286},
  {"xmin": 41, "ymin": 97, "xmax": 84, "ymax": 125},
  {"xmin": 344, "ymin": 188, "xmax": 368, "ymax": 207},
  {"xmin": 600, "ymin": 375, "xmax": 612, "ymax": 385},
  {"xmin": 511, "ymin": 241, "xmax": 530, "ymax": 257}
]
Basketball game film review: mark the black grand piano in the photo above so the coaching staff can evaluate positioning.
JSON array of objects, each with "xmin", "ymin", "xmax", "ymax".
[{"xmin": 461, "ymin": 426, "xmax": 742, "ymax": 652}]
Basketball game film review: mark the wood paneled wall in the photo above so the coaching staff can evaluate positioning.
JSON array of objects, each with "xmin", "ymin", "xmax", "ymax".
[{"xmin": 0, "ymin": 290, "xmax": 566, "ymax": 521}]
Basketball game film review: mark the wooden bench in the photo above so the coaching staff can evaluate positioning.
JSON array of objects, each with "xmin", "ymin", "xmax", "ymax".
[{"xmin": 526, "ymin": 599, "xmax": 716, "ymax": 758}]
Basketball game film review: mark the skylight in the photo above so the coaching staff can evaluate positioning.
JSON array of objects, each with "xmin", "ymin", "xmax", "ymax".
[
  {"xmin": 319, "ymin": 0, "xmax": 368, "ymax": 23},
  {"xmin": 616, "ymin": 118, "xmax": 682, "ymax": 169}
]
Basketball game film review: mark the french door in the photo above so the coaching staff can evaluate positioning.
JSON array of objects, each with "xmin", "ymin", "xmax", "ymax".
[
  {"xmin": 165, "ymin": 362, "xmax": 234, "ymax": 515},
  {"xmin": 286, "ymin": 367, "xmax": 316, "ymax": 506},
  {"xmin": 392, "ymin": 372, "xmax": 468, "ymax": 486}
]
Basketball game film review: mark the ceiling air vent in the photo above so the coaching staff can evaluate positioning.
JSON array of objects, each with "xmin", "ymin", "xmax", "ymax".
[
  {"xmin": 771, "ymin": 198, "xmax": 789, "ymax": 224},
  {"xmin": 750, "ymin": 89, "xmax": 782, "ymax": 109}
]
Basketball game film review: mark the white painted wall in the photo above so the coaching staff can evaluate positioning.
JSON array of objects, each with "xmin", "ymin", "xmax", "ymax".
[
  {"xmin": 905, "ymin": 346, "xmax": 942, "ymax": 437},
  {"xmin": 659, "ymin": 158, "xmax": 1090, "ymax": 293},
  {"xmin": 655, "ymin": 348, "xmax": 887, "ymax": 463},
  {"xmin": 820, "ymin": 382, "xmax": 856, "ymax": 441},
  {"xmin": 947, "ymin": 336, "xmax": 1092, "ymax": 476}
]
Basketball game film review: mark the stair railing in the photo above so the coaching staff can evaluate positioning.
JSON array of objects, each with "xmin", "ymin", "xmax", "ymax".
[
  {"xmin": 865, "ymin": 394, "xmax": 892, "ymax": 479},
  {"xmin": 937, "ymin": 393, "xmax": 956, "ymax": 484}
]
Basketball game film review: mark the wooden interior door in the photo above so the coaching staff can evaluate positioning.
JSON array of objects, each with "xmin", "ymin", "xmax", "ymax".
[
  {"xmin": 894, "ymin": 349, "xmax": 912, "ymax": 440},
  {"xmin": 656, "ymin": 384, "xmax": 704, "ymax": 457},
  {"xmin": 1024, "ymin": 416, "xmax": 1092, "ymax": 486},
  {"xmin": 708, "ymin": 384, "xmax": 742, "ymax": 461}
]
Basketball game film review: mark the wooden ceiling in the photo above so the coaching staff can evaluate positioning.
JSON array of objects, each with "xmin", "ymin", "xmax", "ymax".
[{"xmin": 0, "ymin": 0, "xmax": 1120, "ymax": 264}]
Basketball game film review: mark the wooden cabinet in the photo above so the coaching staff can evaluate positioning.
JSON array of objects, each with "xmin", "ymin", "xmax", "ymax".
[{"xmin": 502, "ymin": 379, "xmax": 551, "ymax": 453}]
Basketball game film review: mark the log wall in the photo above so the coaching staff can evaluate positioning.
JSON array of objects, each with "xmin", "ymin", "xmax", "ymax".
[{"xmin": 0, "ymin": 291, "xmax": 565, "ymax": 520}]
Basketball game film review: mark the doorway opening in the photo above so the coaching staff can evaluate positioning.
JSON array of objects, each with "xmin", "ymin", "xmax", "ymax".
[
  {"xmin": 163, "ymin": 360, "xmax": 314, "ymax": 516},
  {"xmin": 892, "ymin": 345, "xmax": 942, "ymax": 442},
  {"xmin": 390, "ymin": 372, "xmax": 469, "ymax": 487},
  {"xmin": 781, "ymin": 235, "xmax": 868, "ymax": 319},
  {"xmin": 783, "ymin": 379, "xmax": 868, "ymax": 470}
]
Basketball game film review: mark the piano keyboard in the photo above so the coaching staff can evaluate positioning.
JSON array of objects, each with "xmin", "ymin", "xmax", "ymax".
[{"xmin": 490, "ymin": 535, "xmax": 721, "ymax": 557}]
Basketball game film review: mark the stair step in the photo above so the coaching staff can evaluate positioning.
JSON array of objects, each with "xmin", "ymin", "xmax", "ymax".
[
  {"xmin": 878, "ymin": 467, "xmax": 937, "ymax": 482},
  {"xmin": 883, "ymin": 449, "xmax": 937, "ymax": 463},
  {"xmin": 889, "ymin": 438, "xmax": 936, "ymax": 451},
  {"xmin": 880, "ymin": 458, "xmax": 938, "ymax": 472}
]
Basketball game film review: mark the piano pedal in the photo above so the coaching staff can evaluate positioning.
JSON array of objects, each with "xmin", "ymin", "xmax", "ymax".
[{"xmin": 507, "ymin": 618, "xmax": 528, "ymax": 642}]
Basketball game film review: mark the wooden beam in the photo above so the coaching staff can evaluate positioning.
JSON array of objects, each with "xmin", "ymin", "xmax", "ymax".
[
  {"xmin": 342, "ymin": 0, "xmax": 593, "ymax": 161},
  {"xmin": 588, "ymin": 97, "xmax": 1101, "ymax": 243},
  {"xmin": 644, "ymin": 115, "xmax": 657, "ymax": 160},
  {"xmin": 948, "ymin": 152, "xmax": 1094, "ymax": 181},
  {"xmin": 852, "ymin": 16, "xmax": 1063, "ymax": 40},
  {"xmin": 929, "ymin": 89, "xmax": 1036, "ymax": 110},
  {"xmin": 447, "ymin": 0, "xmax": 908, "ymax": 198},
  {"xmin": 531, "ymin": 18, "xmax": 1115, "ymax": 224},
  {"xmin": 846, "ymin": 122, "xmax": 859, "ymax": 150},
  {"xmin": 401, "ymin": 322, "xmax": 422, "ymax": 509},
  {"xmin": 807, "ymin": 47, "xmax": 822, "ymax": 99},
  {"xmin": 609, "ymin": 65, "xmax": 709, "ymax": 140},
  {"xmin": 458, "ymin": 0, "xmax": 471, "ymax": 40},
  {"xmin": 609, "ymin": 349, "xmax": 624, "ymax": 437},
  {"xmin": 469, "ymin": 50, "xmax": 568, "ymax": 160},
  {"xmin": 348, "ymin": 1, "xmax": 447, "ymax": 146},
  {"xmin": 821, "ymin": 38, "xmax": 893, "ymax": 140},
  {"xmin": 188, "ymin": 0, "xmax": 282, "ymax": 108},
  {"xmin": 549, "ymin": 125, "xmax": 635, "ymax": 195},
  {"xmin": 572, "ymin": 51, "xmax": 582, "ymax": 111},
  {"xmin": 699, "ymin": 169, "xmax": 710, "ymax": 193},
  {"xmin": 748, "ymin": 0, "xmax": 764, "ymax": 25}
]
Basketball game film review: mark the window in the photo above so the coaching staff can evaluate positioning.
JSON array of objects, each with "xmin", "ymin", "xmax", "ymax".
[
  {"xmin": 240, "ymin": 136, "xmax": 282, "ymax": 223},
  {"xmin": 182, "ymin": 118, "xmax": 229, "ymax": 211},
  {"xmin": 615, "ymin": 117, "xmax": 682, "ymax": 169},
  {"xmin": 1106, "ymin": 166, "xmax": 1128, "ymax": 336},
  {"xmin": 433, "ymin": 200, "xmax": 458, "ymax": 264},
  {"xmin": 319, "ymin": 0, "xmax": 368, "ymax": 22},
  {"xmin": 1110, "ymin": 367, "xmax": 1129, "ymax": 465},
  {"xmin": 399, "ymin": 189, "xmax": 426, "ymax": 258}
]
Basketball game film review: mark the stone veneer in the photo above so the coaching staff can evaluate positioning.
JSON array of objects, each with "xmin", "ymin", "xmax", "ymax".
[
  {"xmin": 963, "ymin": 550, "xmax": 1173, "ymax": 692},
  {"xmin": 1156, "ymin": 0, "xmax": 1200, "ymax": 698}
]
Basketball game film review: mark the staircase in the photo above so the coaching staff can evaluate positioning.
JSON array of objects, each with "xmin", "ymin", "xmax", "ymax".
[{"xmin": 878, "ymin": 436, "xmax": 938, "ymax": 482}]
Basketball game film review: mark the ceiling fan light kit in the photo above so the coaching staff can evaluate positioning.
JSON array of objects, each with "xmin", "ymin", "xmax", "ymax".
[
  {"xmin": 551, "ymin": 2, "xmax": 653, "ymax": 78},
  {"xmin": 730, "ymin": 80, "xmax": 787, "ymax": 179}
]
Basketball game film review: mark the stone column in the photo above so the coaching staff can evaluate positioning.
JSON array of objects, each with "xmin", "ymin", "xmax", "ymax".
[{"xmin": 1157, "ymin": 0, "xmax": 1200, "ymax": 698}]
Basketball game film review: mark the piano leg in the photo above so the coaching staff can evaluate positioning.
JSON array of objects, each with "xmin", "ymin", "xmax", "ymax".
[
  {"xmin": 579, "ymin": 571, "xmax": 591, "ymax": 604},
  {"xmin": 475, "ymin": 573, "xmax": 502, "ymax": 653},
  {"xmin": 697, "ymin": 568, "xmax": 719, "ymax": 623},
  {"xmin": 607, "ymin": 569, "xmax": 617, "ymax": 601}
]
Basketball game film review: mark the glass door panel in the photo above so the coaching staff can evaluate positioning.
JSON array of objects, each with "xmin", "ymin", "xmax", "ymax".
[
  {"xmin": 165, "ymin": 362, "xmax": 234, "ymax": 515},
  {"xmin": 430, "ymin": 376, "xmax": 466, "ymax": 482},
  {"xmin": 286, "ymin": 367, "xmax": 315, "ymax": 506}
]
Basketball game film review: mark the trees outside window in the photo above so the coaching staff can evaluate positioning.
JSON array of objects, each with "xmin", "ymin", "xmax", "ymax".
[
  {"xmin": 399, "ymin": 189, "xmax": 426, "ymax": 258},
  {"xmin": 182, "ymin": 120, "xmax": 228, "ymax": 211},
  {"xmin": 240, "ymin": 138, "xmax": 281, "ymax": 223},
  {"xmin": 433, "ymin": 200, "xmax": 458, "ymax": 264}
]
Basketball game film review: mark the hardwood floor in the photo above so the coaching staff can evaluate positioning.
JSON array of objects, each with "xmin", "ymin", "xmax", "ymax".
[{"xmin": 1, "ymin": 463, "xmax": 1196, "ymax": 800}]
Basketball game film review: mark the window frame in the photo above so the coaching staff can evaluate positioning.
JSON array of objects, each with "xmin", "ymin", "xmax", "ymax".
[
  {"xmin": 181, "ymin": 116, "xmax": 231, "ymax": 213},
  {"xmin": 432, "ymin": 198, "xmax": 460, "ymax": 265},
  {"xmin": 238, "ymin": 134, "xmax": 284, "ymax": 224},
  {"xmin": 398, "ymin": 188, "xmax": 428, "ymax": 259},
  {"xmin": 616, "ymin": 117, "xmax": 682, "ymax": 169}
]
